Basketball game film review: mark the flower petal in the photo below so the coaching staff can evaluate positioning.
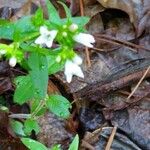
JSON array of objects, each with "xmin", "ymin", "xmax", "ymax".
[
  {"xmin": 73, "ymin": 33, "xmax": 95, "ymax": 48},
  {"xmin": 72, "ymin": 55, "xmax": 83, "ymax": 65},
  {"xmin": 64, "ymin": 59, "xmax": 84, "ymax": 83},
  {"xmin": 40, "ymin": 26, "xmax": 49, "ymax": 35},
  {"xmin": 64, "ymin": 60, "xmax": 74, "ymax": 83},
  {"xmin": 73, "ymin": 65, "xmax": 84, "ymax": 79},
  {"xmin": 45, "ymin": 39, "xmax": 53, "ymax": 48},
  {"xmin": 35, "ymin": 35, "xmax": 46, "ymax": 45},
  {"xmin": 65, "ymin": 72, "xmax": 73, "ymax": 83},
  {"xmin": 49, "ymin": 30, "xmax": 58, "ymax": 39}
]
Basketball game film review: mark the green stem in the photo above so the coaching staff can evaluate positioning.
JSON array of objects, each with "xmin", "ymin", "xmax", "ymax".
[{"xmin": 31, "ymin": 100, "xmax": 46, "ymax": 118}]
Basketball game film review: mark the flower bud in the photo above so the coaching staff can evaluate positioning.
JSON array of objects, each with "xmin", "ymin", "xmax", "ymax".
[
  {"xmin": 0, "ymin": 49, "xmax": 6, "ymax": 55},
  {"xmin": 62, "ymin": 32, "xmax": 67, "ymax": 37},
  {"xmin": 9, "ymin": 57, "xmax": 17, "ymax": 67},
  {"xmin": 63, "ymin": 25, "xmax": 67, "ymax": 29},
  {"xmin": 69, "ymin": 24, "xmax": 78, "ymax": 32},
  {"xmin": 56, "ymin": 56, "xmax": 61, "ymax": 63}
]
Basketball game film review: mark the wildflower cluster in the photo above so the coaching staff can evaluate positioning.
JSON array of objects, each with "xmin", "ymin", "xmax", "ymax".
[{"xmin": 34, "ymin": 22, "xmax": 95, "ymax": 82}]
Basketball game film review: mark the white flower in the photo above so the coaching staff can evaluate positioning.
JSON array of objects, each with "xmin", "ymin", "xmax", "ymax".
[
  {"xmin": 35, "ymin": 26, "xmax": 58, "ymax": 48},
  {"xmin": 73, "ymin": 33, "xmax": 95, "ymax": 48},
  {"xmin": 69, "ymin": 23, "xmax": 78, "ymax": 32},
  {"xmin": 9, "ymin": 57, "xmax": 17, "ymax": 67},
  {"xmin": 64, "ymin": 55, "xmax": 84, "ymax": 83}
]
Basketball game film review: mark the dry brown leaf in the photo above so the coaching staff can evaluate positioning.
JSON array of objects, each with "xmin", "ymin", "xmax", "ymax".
[
  {"xmin": 0, "ymin": 0, "xmax": 28, "ymax": 9},
  {"xmin": 97, "ymin": 0, "xmax": 137, "ymax": 24}
]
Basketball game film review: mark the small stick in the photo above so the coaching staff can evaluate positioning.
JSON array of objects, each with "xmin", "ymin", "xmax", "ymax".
[
  {"xmin": 81, "ymin": 140, "xmax": 95, "ymax": 150},
  {"xmin": 9, "ymin": 114, "xmax": 31, "ymax": 119},
  {"xmin": 95, "ymin": 34, "xmax": 150, "ymax": 52},
  {"xmin": 105, "ymin": 126, "xmax": 117, "ymax": 150},
  {"xmin": 79, "ymin": 0, "xmax": 91, "ymax": 67},
  {"xmin": 127, "ymin": 66, "xmax": 150, "ymax": 100}
]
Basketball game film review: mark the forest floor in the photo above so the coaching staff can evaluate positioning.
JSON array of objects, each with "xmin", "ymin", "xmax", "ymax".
[{"xmin": 0, "ymin": 0, "xmax": 150, "ymax": 150}]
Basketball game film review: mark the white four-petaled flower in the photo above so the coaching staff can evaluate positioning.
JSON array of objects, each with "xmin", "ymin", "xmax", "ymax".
[
  {"xmin": 35, "ymin": 26, "xmax": 58, "ymax": 48},
  {"xmin": 9, "ymin": 57, "xmax": 17, "ymax": 67},
  {"xmin": 73, "ymin": 32, "xmax": 95, "ymax": 48},
  {"xmin": 64, "ymin": 55, "xmax": 84, "ymax": 83}
]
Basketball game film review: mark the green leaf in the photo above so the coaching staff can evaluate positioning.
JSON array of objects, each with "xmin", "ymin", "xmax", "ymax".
[
  {"xmin": 10, "ymin": 120, "xmax": 26, "ymax": 136},
  {"xmin": 0, "ymin": 23, "xmax": 14, "ymax": 40},
  {"xmin": 61, "ymin": 16, "xmax": 89, "ymax": 27},
  {"xmin": 0, "ymin": 19, "xmax": 10, "ymax": 25},
  {"xmin": 58, "ymin": 1, "xmax": 71, "ymax": 19},
  {"xmin": 68, "ymin": 135, "xmax": 79, "ymax": 150},
  {"xmin": 72, "ymin": 17, "xmax": 89, "ymax": 27},
  {"xmin": 28, "ymin": 53, "xmax": 48, "ymax": 99},
  {"xmin": 20, "ymin": 43, "xmax": 54, "ymax": 55},
  {"xmin": 32, "ymin": 8, "xmax": 44, "ymax": 26},
  {"xmin": 14, "ymin": 75, "xmax": 35, "ymax": 104},
  {"xmin": 51, "ymin": 144, "xmax": 61, "ymax": 150},
  {"xmin": 47, "ymin": 55, "xmax": 64, "ymax": 75},
  {"xmin": 46, "ymin": 0, "xmax": 61, "ymax": 23},
  {"xmin": 21, "ymin": 138, "xmax": 48, "ymax": 150},
  {"xmin": 24, "ymin": 119, "xmax": 40, "ymax": 135},
  {"xmin": 46, "ymin": 94, "xmax": 71, "ymax": 119},
  {"xmin": 13, "ymin": 16, "xmax": 38, "ymax": 42}
]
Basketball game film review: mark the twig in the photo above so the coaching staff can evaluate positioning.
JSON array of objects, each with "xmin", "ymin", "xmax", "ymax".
[
  {"xmin": 85, "ymin": 46, "xmax": 91, "ymax": 67},
  {"xmin": 95, "ymin": 37, "xmax": 137, "ymax": 52},
  {"xmin": 105, "ymin": 126, "xmax": 117, "ymax": 150},
  {"xmin": 81, "ymin": 140, "xmax": 95, "ymax": 150},
  {"xmin": 76, "ymin": 68, "xmax": 150, "ymax": 101},
  {"xmin": 119, "ymin": 90, "xmax": 150, "ymax": 101},
  {"xmin": 95, "ymin": 34, "xmax": 150, "ymax": 52},
  {"xmin": 127, "ymin": 66, "xmax": 150, "ymax": 100},
  {"xmin": 79, "ymin": 0, "xmax": 91, "ymax": 67},
  {"xmin": 9, "ymin": 114, "xmax": 31, "ymax": 119},
  {"xmin": 92, "ymin": 47, "xmax": 105, "ymax": 52},
  {"xmin": 79, "ymin": 0, "xmax": 84, "ymax": 16}
]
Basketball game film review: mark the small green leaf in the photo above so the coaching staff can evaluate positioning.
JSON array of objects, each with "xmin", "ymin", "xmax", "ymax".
[
  {"xmin": 61, "ymin": 16, "xmax": 89, "ymax": 27},
  {"xmin": 21, "ymin": 138, "xmax": 48, "ymax": 150},
  {"xmin": 46, "ymin": 0, "xmax": 61, "ymax": 24},
  {"xmin": 10, "ymin": 120, "xmax": 26, "ymax": 136},
  {"xmin": 46, "ymin": 94, "xmax": 71, "ymax": 119},
  {"xmin": 58, "ymin": 1, "xmax": 71, "ymax": 19},
  {"xmin": 14, "ymin": 75, "xmax": 35, "ymax": 104},
  {"xmin": 28, "ymin": 53, "xmax": 48, "ymax": 99},
  {"xmin": 24, "ymin": 119, "xmax": 40, "ymax": 135},
  {"xmin": 20, "ymin": 43, "xmax": 51, "ymax": 54},
  {"xmin": 32, "ymin": 8, "xmax": 44, "ymax": 26},
  {"xmin": 13, "ymin": 16, "xmax": 38, "ymax": 42},
  {"xmin": 0, "ymin": 23, "xmax": 14, "ymax": 40},
  {"xmin": 51, "ymin": 144, "xmax": 61, "ymax": 150},
  {"xmin": 68, "ymin": 134, "xmax": 79, "ymax": 150}
]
